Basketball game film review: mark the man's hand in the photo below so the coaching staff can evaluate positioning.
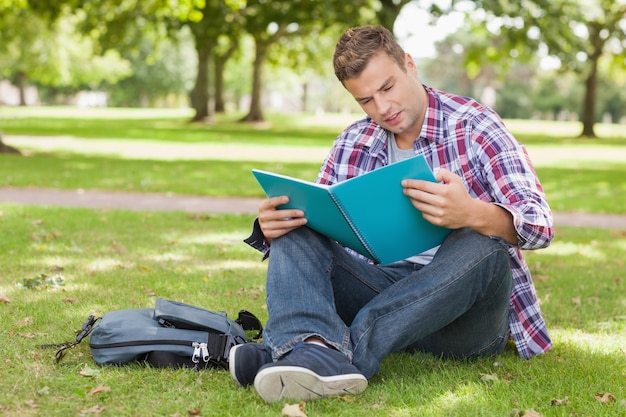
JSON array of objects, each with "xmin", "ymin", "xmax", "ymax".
[
  {"xmin": 402, "ymin": 168, "xmax": 518, "ymax": 244},
  {"xmin": 401, "ymin": 168, "xmax": 474, "ymax": 229},
  {"xmin": 258, "ymin": 196, "xmax": 307, "ymax": 243}
]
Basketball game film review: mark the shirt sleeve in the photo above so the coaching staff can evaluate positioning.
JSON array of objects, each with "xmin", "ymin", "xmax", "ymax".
[
  {"xmin": 471, "ymin": 112, "xmax": 554, "ymax": 250},
  {"xmin": 243, "ymin": 217, "xmax": 270, "ymax": 260}
]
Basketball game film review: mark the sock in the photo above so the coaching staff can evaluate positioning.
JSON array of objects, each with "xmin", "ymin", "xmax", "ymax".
[{"xmin": 305, "ymin": 339, "xmax": 329, "ymax": 348}]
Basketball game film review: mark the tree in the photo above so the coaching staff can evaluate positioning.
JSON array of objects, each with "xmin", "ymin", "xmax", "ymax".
[
  {"xmin": 106, "ymin": 28, "xmax": 196, "ymax": 107},
  {"xmin": 54, "ymin": 0, "xmax": 244, "ymax": 121},
  {"xmin": 454, "ymin": 0, "xmax": 626, "ymax": 137},
  {"xmin": 239, "ymin": 0, "xmax": 372, "ymax": 122},
  {"xmin": 213, "ymin": 32, "xmax": 240, "ymax": 113},
  {"xmin": 178, "ymin": 0, "xmax": 244, "ymax": 121},
  {"xmin": 0, "ymin": 3, "xmax": 130, "ymax": 105},
  {"xmin": 376, "ymin": 0, "xmax": 412, "ymax": 30}
]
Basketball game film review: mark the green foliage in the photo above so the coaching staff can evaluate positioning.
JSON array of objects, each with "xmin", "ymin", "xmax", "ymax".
[
  {"xmin": 106, "ymin": 28, "xmax": 197, "ymax": 107},
  {"xmin": 0, "ymin": 6, "xmax": 131, "ymax": 90},
  {"xmin": 441, "ymin": 0, "xmax": 626, "ymax": 136}
]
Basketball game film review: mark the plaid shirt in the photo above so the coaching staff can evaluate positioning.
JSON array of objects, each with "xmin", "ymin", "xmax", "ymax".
[{"xmin": 314, "ymin": 86, "xmax": 554, "ymax": 359}]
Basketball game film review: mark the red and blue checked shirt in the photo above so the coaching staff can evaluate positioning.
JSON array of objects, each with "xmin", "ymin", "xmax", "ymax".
[{"xmin": 314, "ymin": 85, "xmax": 554, "ymax": 359}]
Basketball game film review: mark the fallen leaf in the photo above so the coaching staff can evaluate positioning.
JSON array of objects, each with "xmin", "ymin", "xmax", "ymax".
[
  {"xmin": 510, "ymin": 409, "xmax": 543, "ymax": 417},
  {"xmin": 594, "ymin": 392, "xmax": 616, "ymax": 403},
  {"xmin": 502, "ymin": 372, "xmax": 518, "ymax": 381},
  {"xmin": 187, "ymin": 409, "xmax": 201, "ymax": 416},
  {"xmin": 282, "ymin": 402, "xmax": 307, "ymax": 417},
  {"xmin": 88, "ymin": 385, "xmax": 111, "ymax": 396},
  {"xmin": 23, "ymin": 399, "xmax": 38, "ymax": 410},
  {"xmin": 80, "ymin": 405, "xmax": 106, "ymax": 414},
  {"xmin": 0, "ymin": 294, "xmax": 10, "ymax": 303},
  {"xmin": 480, "ymin": 373, "xmax": 499, "ymax": 383},
  {"xmin": 16, "ymin": 317, "xmax": 32, "ymax": 326},
  {"xmin": 79, "ymin": 366, "xmax": 101, "ymax": 377},
  {"xmin": 549, "ymin": 397, "xmax": 569, "ymax": 406},
  {"xmin": 62, "ymin": 297, "xmax": 78, "ymax": 304},
  {"xmin": 338, "ymin": 394, "xmax": 357, "ymax": 402},
  {"xmin": 571, "ymin": 296, "xmax": 581, "ymax": 306}
]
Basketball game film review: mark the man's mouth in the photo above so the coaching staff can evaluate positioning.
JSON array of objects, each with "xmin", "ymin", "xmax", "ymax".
[{"xmin": 385, "ymin": 112, "xmax": 401, "ymax": 124}]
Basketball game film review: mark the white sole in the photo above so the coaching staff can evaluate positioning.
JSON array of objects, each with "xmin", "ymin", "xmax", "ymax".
[
  {"xmin": 254, "ymin": 365, "xmax": 368, "ymax": 403},
  {"xmin": 228, "ymin": 344, "xmax": 243, "ymax": 387}
]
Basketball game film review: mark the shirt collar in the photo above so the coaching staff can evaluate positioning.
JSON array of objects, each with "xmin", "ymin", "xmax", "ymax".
[
  {"xmin": 418, "ymin": 85, "xmax": 448, "ymax": 145},
  {"xmin": 356, "ymin": 85, "xmax": 447, "ymax": 151}
]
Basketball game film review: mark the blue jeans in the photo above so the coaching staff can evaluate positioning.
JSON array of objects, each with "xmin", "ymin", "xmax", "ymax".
[{"xmin": 262, "ymin": 227, "xmax": 512, "ymax": 378}]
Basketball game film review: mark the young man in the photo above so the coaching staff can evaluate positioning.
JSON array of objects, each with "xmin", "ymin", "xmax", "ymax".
[{"xmin": 230, "ymin": 25, "xmax": 553, "ymax": 403}]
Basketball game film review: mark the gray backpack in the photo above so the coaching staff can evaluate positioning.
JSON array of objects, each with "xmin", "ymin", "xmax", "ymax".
[{"xmin": 45, "ymin": 298, "xmax": 263, "ymax": 370}]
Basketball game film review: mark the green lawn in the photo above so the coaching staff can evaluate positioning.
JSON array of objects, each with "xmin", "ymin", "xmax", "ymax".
[
  {"xmin": 1, "ymin": 108, "xmax": 625, "ymax": 416},
  {"xmin": 0, "ymin": 205, "xmax": 623, "ymax": 417},
  {"xmin": 2, "ymin": 108, "xmax": 626, "ymax": 214}
]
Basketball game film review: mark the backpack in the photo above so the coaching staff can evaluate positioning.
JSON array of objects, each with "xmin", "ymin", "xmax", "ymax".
[{"xmin": 44, "ymin": 298, "xmax": 263, "ymax": 370}]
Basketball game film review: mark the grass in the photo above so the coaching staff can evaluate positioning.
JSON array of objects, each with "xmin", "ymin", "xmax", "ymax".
[
  {"xmin": 0, "ymin": 205, "xmax": 624, "ymax": 416},
  {"xmin": 1, "ymin": 108, "xmax": 625, "ymax": 416},
  {"xmin": 0, "ymin": 152, "xmax": 624, "ymax": 213},
  {"xmin": 0, "ymin": 107, "xmax": 346, "ymax": 146}
]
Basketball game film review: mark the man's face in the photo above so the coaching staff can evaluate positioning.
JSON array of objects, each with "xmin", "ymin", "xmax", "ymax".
[{"xmin": 343, "ymin": 52, "xmax": 425, "ymax": 144}]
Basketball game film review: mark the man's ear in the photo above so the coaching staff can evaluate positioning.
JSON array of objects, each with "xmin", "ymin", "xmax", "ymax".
[{"xmin": 405, "ymin": 53, "xmax": 417, "ymax": 75}]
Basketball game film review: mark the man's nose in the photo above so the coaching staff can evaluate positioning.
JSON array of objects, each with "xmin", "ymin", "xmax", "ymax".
[{"xmin": 374, "ymin": 96, "xmax": 390, "ymax": 116}]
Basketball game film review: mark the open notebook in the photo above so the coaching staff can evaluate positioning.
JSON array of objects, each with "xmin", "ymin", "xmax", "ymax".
[{"xmin": 252, "ymin": 154, "xmax": 451, "ymax": 264}]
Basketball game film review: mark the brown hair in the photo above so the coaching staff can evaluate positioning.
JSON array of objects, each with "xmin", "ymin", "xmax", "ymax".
[{"xmin": 333, "ymin": 25, "xmax": 407, "ymax": 83}]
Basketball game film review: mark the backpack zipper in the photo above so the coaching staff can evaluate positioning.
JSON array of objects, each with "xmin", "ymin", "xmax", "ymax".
[
  {"xmin": 91, "ymin": 339, "xmax": 209, "ymax": 364},
  {"xmin": 193, "ymin": 342, "xmax": 210, "ymax": 363}
]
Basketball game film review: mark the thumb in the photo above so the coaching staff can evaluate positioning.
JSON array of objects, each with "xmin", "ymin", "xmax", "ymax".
[{"xmin": 435, "ymin": 167, "xmax": 455, "ymax": 184}]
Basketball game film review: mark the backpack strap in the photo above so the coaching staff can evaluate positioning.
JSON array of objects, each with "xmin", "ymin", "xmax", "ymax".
[
  {"xmin": 39, "ymin": 315, "xmax": 101, "ymax": 362},
  {"xmin": 236, "ymin": 310, "xmax": 263, "ymax": 340}
]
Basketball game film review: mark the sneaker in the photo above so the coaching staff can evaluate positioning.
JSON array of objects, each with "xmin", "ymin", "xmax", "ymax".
[
  {"xmin": 253, "ymin": 342, "xmax": 367, "ymax": 403},
  {"xmin": 229, "ymin": 343, "xmax": 273, "ymax": 387}
]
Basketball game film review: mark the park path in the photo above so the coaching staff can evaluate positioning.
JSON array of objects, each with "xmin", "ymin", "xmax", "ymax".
[
  {"xmin": 2, "ymin": 134, "xmax": 626, "ymax": 229},
  {"xmin": 2, "ymin": 186, "xmax": 626, "ymax": 230}
]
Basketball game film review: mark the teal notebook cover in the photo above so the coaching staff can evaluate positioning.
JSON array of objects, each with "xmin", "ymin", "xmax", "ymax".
[{"xmin": 251, "ymin": 154, "xmax": 451, "ymax": 264}]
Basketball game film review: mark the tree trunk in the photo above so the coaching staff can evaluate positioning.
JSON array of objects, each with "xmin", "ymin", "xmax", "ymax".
[
  {"xmin": 240, "ymin": 39, "xmax": 267, "ymax": 122},
  {"xmin": 301, "ymin": 81, "xmax": 308, "ymax": 113},
  {"xmin": 0, "ymin": 135, "xmax": 22, "ymax": 155},
  {"xmin": 579, "ymin": 24, "xmax": 606, "ymax": 138},
  {"xmin": 190, "ymin": 44, "xmax": 212, "ymax": 123},
  {"xmin": 213, "ymin": 43, "xmax": 237, "ymax": 114},
  {"xmin": 17, "ymin": 71, "xmax": 27, "ymax": 106},
  {"xmin": 376, "ymin": 0, "xmax": 410, "ymax": 31},
  {"xmin": 580, "ymin": 67, "xmax": 597, "ymax": 138}
]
